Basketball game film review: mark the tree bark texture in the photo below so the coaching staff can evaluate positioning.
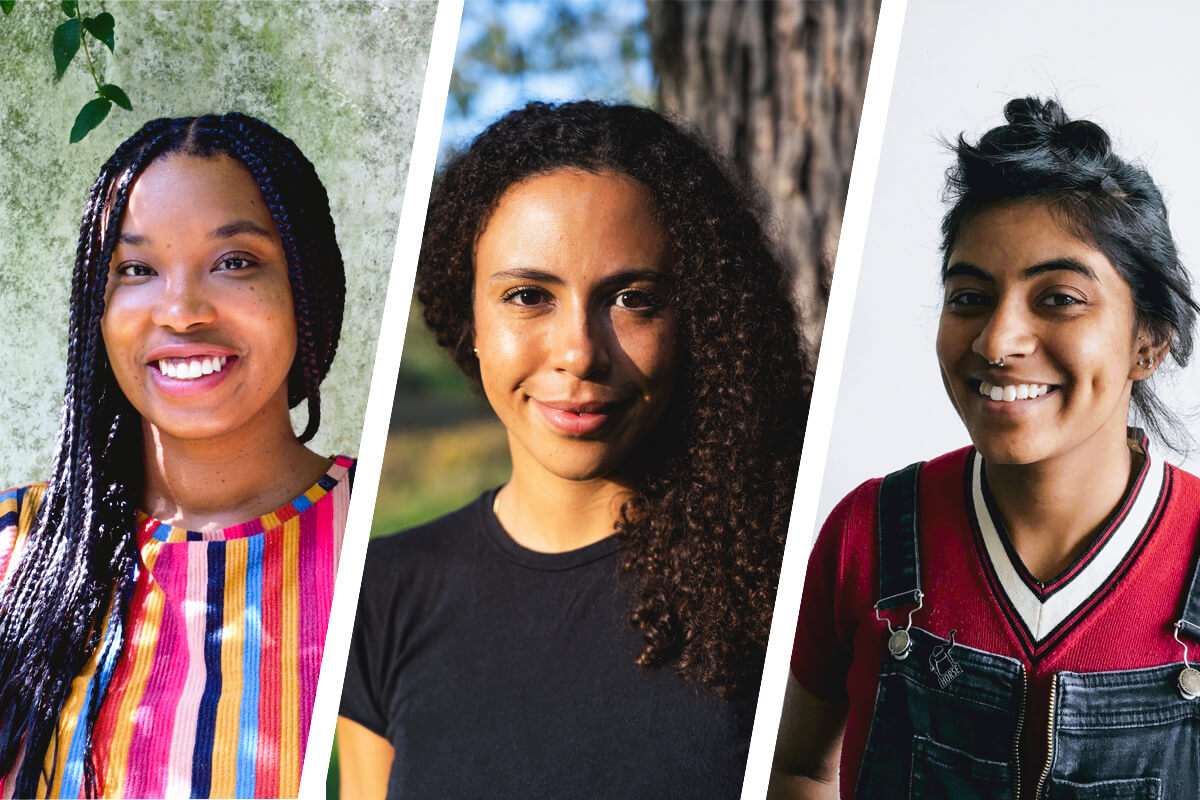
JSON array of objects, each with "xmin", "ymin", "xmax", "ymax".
[{"xmin": 648, "ymin": 0, "xmax": 880, "ymax": 349}]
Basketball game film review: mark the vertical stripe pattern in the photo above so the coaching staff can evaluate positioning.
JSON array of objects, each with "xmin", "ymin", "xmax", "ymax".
[{"xmin": 0, "ymin": 456, "xmax": 352, "ymax": 798}]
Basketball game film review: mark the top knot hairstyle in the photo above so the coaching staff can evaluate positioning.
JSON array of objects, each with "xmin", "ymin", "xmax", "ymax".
[
  {"xmin": 418, "ymin": 101, "xmax": 809, "ymax": 696},
  {"xmin": 0, "ymin": 113, "xmax": 344, "ymax": 796},
  {"xmin": 941, "ymin": 96, "xmax": 1199, "ymax": 447}
]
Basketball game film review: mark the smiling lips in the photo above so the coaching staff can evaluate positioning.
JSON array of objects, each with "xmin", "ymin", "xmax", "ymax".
[
  {"xmin": 534, "ymin": 398, "xmax": 628, "ymax": 436},
  {"xmin": 145, "ymin": 352, "xmax": 239, "ymax": 397},
  {"xmin": 977, "ymin": 380, "xmax": 1053, "ymax": 402},
  {"xmin": 157, "ymin": 356, "xmax": 229, "ymax": 380}
]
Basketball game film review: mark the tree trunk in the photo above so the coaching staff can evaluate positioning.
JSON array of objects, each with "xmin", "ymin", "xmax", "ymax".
[{"xmin": 648, "ymin": 0, "xmax": 880, "ymax": 351}]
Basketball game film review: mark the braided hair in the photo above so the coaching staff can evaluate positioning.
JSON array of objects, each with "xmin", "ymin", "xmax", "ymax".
[
  {"xmin": 941, "ymin": 96, "xmax": 1199, "ymax": 448},
  {"xmin": 0, "ymin": 113, "xmax": 344, "ymax": 796},
  {"xmin": 418, "ymin": 101, "xmax": 809, "ymax": 696}
]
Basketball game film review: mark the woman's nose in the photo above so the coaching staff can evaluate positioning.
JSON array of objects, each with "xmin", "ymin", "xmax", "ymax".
[
  {"xmin": 971, "ymin": 300, "xmax": 1035, "ymax": 364},
  {"xmin": 149, "ymin": 273, "xmax": 217, "ymax": 331},
  {"xmin": 550, "ymin": 305, "xmax": 611, "ymax": 379}
]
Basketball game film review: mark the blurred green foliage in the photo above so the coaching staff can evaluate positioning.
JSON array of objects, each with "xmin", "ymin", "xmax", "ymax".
[{"xmin": 380, "ymin": 303, "xmax": 511, "ymax": 537}]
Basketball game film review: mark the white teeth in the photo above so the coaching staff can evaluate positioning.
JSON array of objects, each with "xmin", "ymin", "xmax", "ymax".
[
  {"xmin": 156, "ymin": 356, "xmax": 229, "ymax": 381},
  {"xmin": 978, "ymin": 381, "xmax": 1051, "ymax": 402}
]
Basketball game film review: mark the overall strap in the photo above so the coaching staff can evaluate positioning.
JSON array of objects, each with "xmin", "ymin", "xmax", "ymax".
[
  {"xmin": 875, "ymin": 461, "xmax": 924, "ymax": 611},
  {"xmin": 1177, "ymin": 542, "xmax": 1200, "ymax": 640}
]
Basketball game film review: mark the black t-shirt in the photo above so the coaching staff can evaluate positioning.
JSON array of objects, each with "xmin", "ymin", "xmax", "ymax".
[{"xmin": 340, "ymin": 489, "xmax": 756, "ymax": 799}]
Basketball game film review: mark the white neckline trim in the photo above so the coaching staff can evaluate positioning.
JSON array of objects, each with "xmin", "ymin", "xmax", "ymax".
[{"xmin": 970, "ymin": 446, "xmax": 1164, "ymax": 642}]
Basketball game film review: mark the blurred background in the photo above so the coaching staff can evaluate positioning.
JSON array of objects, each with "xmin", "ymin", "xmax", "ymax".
[{"xmin": 332, "ymin": 0, "xmax": 878, "ymax": 794}]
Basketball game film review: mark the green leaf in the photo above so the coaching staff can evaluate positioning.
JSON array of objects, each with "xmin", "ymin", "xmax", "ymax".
[
  {"xmin": 1, "ymin": 2, "xmax": 15, "ymax": 16},
  {"xmin": 70, "ymin": 97, "xmax": 111, "ymax": 143},
  {"xmin": 52, "ymin": 18, "xmax": 81, "ymax": 78},
  {"xmin": 83, "ymin": 12, "xmax": 114, "ymax": 52},
  {"xmin": 99, "ymin": 83, "xmax": 130, "ymax": 110},
  {"xmin": 60, "ymin": 0, "xmax": 77, "ymax": 17}
]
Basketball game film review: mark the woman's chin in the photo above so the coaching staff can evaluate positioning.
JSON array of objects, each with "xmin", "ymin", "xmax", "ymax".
[{"xmin": 966, "ymin": 430, "xmax": 1055, "ymax": 467}]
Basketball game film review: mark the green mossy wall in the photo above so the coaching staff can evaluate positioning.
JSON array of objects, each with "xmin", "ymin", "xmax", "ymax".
[{"xmin": 0, "ymin": 0, "xmax": 435, "ymax": 483}]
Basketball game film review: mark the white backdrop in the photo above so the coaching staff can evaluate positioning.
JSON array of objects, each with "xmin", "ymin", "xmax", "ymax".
[{"xmin": 814, "ymin": 0, "xmax": 1200, "ymax": 525}]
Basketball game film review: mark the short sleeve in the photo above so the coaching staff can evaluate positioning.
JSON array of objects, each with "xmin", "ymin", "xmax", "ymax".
[
  {"xmin": 339, "ymin": 538, "xmax": 393, "ymax": 738},
  {"xmin": 789, "ymin": 481, "xmax": 876, "ymax": 703}
]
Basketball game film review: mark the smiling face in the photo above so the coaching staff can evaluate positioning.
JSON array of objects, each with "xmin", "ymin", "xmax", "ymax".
[
  {"xmin": 101, "ymin": 153, "xmax": 298, "ymax": 443},
  {"xmin": 472, "ymin": 168, "xmax": 677, "ymax": 483},
  {"xmin": 936, "ymin": 199, "xmax": 1161, "ymax": 466}
]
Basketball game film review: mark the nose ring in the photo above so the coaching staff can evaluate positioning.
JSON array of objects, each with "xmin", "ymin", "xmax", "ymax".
[{"xmin": 986, "ymin": 357, "xmax": 1005, "ymax": 368}]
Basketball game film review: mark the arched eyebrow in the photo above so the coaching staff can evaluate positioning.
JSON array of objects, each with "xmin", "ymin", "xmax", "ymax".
[
  {"xmin": 208, "ymin": 220, "xmax": 276, "ymax": 240},
  {"xmin": 944, "ymin": 257, "xmax": 1098, "ymax": 282},
  {"xmin": 117, "ymin": 232, "xmax": 148, "ymax": 246}
]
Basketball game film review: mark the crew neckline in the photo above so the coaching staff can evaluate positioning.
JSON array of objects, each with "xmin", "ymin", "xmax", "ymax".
[
  {"xmin": 476, "ymin": 487, "xmax": 623, "ymax": 571},
  {"xmin": 137, "ymin": 455, "xmax": 354, "ymax": 543}
]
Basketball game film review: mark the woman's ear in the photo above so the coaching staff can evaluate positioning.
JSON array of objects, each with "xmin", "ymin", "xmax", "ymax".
[{"xmin": 1132, "ymin": 325, "xmax": 1172, "ymax": 380}]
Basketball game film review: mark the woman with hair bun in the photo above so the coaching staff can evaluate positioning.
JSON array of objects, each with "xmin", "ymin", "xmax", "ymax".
[
  {"xmin": 771, "ymin": 97, "xmax": 1200, "ymax": 799},
  {"xmin": 338, "ymin": 100, "xmax": 809, "ymax": 799},
  {"xmin": 0, "ymin": 114, "xmax": 351, "ymax": 798}
]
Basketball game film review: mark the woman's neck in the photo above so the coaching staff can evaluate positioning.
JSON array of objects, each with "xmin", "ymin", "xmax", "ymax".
[
  {"xmin": 984, "ymin": 424, "xmax": 1136, "ymax": 583},
  {"xmin": 494, "ymin": 463, "xmax": 631, "ymax": 554},
  {"xmin": 140, "ymin": 406, "xmax": 332, "ymax": 533}
]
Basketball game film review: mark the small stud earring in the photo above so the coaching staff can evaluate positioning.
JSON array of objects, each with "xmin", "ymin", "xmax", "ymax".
[
  {"xmin": 473, "ymin": 347, "xmax": 479, "ymax": 357},
  {"xmin": 1138, "ymin": 357, "xmax": 1154, "ymax": 369}
]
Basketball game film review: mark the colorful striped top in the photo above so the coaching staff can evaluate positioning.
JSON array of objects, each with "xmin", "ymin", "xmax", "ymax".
[{"xmin": 0, "ymin": 455, "xmax": 353, "ymax": 799}]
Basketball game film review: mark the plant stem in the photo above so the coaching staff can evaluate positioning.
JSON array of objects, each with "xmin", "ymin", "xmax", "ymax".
[{"xmin": 77, "ymin": 4, "xmax": 103, "ymax": 94}]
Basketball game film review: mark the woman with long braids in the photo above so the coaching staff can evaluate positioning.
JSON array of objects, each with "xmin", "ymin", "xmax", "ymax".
[
  {"xmin": 0, "ymin": 113, "xmax": 350, "ymax": 798},
  {"xmin": 772, "ymin": 98, "xmax": 1200, "ymax": 799},
  {"xmin": 338, "ymin": 101, "xmax": 808, "ymax": 799}
]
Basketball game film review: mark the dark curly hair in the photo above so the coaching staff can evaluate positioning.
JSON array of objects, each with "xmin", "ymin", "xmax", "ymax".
[
  {"xmin": 0, "ymin": 113, "xmax": 344, "ymax": 797},
  {"xmin": 941, "ymin": 96, "xmax": 1199, "ymax": 448},
  {"xmin": 417, "ymin": 101, "xmax": 809, "ymax": 696}
]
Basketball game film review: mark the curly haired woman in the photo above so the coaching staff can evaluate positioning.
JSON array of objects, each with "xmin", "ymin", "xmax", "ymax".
[
  {"xmin": 772, "ymin": 98, "xmax": 1200, "ymax": 799},
  {"xmin": 338, "ymin": 101, "xmax": 810, "ymax": 799},
  {"xmin": 0, "ymin": 114, "xmax": 350, "ymax": 798}
]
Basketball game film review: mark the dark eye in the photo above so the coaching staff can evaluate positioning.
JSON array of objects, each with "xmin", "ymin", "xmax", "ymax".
[
  {"xmin": 215, "ymin": 256, "xmax": 253, "ymax": 271},
  {"xmin": 615, "ymin": 289, "xmax": 663, "ymax": 311},
  {"xmin": 501, "ymin": 286, "xmax": 549, "ymax": 306},
  {"xmin": 1039, "ymin": 293, "xmax": 1080, "ymax": 307},
  {"xmin": 946, "ymin": 289, "xmax": 990, "ymax": 308},
  {"xmin": 116, "ymin": 263, "xmax": 154, "ymax": 277}
]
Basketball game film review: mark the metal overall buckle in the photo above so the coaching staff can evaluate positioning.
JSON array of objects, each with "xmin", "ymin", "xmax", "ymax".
[
  {"xmin": 1173, "ymin": 621, "xmax": 1200, "ymax": 700},
  {"xmin": 875, "ymin": 590, "xmax": 923, "ymax": 661}
]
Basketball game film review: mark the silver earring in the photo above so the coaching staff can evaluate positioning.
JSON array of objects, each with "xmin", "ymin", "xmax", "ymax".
[
  {"xmin": 986, "ymin": 357, "xmax": 1005, "ymax": 368},
  {"xmin": 473, "ymin": 347, "xmax": 479, "ymax": 357},
  {"xmin": 1139, "ymin": 357, "xmax": 1154, "ymax": 369}
]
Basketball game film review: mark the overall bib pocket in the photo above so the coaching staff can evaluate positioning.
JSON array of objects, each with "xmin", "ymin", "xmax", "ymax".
[{"xmin": 855, "ymin": 627, "xmax": 1024, "ymax": 800}]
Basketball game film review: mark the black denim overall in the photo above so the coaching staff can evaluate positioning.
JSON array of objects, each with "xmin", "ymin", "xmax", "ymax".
[{"xmin": 855, "ymin": 462, "xmax": 1200, "ymax": 800}]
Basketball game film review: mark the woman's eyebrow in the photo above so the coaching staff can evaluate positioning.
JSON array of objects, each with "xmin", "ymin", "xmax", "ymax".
[
  {"xmin": 1022, "ymin": 257, "xmax": 1098, "ymax": 281},
  {"xmin": 208, "ymin": 220, "xmax": 276, "ymax": 240},
  {"xmin": 943, "ymin": 262, "xmax": 992, "ymax": 282},
  {"xmin": 487, "ymin": 268, "xmax": 561, "ymax": 284},
  {"xmin": 117, "ymin": 231, "xmax": 148, "ymax": 246},
  {"xmin": 597, "ymin": 269, "xmax": 669, "ymax": 289}
]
